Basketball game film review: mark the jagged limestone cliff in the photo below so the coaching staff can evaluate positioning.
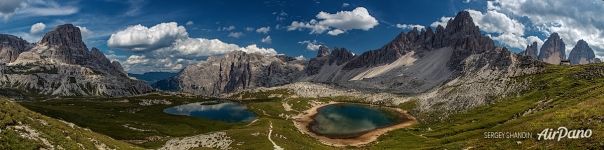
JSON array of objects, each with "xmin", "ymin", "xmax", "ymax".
[{"xmin": 0, "ymin": 24, "xmax": 152, "ymax": 96}]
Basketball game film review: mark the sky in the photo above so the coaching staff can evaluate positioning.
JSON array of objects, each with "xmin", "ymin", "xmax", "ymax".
[{"xmin": 1, "ymin": 0, "xmax": 604, "ymax": 73}]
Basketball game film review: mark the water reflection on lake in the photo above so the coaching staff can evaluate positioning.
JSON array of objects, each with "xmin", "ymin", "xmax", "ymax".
[
  {"xmin": 163, "ymin": 101, "xmax": 256, "ymax": 123},
  {"xmin": 309, "ymin": 103, "xmax": 400, "ymax": 138}
]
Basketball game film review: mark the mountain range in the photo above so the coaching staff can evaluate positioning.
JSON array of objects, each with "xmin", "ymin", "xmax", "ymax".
[
  {"xmin": 128, "ymin": 72, "xmax": 178, "ymax": 84},
  {"xmin": 143, "ymin": 11, "xmax": 554, "ymax": 116},
  {"xmin": 524, "ymin": 33, "xmax": 600, "ymax": 65},
  {"xmin": 0, "ymin": 11, "xmax": 600, "ymax": 102}
]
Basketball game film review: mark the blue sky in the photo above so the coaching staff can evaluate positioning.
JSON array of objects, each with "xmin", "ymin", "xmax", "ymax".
[{"xmin": 2, "ymin": 0, "xmax": 604, "ymax": 73}]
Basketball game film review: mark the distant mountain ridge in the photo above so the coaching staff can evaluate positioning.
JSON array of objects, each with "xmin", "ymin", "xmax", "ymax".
[
  {"xmin": 523, "ymin": 33, "xmax": 600, "ymax": 65},
  {"xmin": 128, "ymin": 72, "xmax": 178, "ymax": 84}
]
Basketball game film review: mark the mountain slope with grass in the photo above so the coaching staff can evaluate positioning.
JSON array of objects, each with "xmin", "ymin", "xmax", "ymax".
[
  {"xmin": 372, "ymin": 63, "xmax": 604, "ymax": 149},
  {"xmin": 223, "ymin": 63, "xmax": 604, "ymax": 149},
  {"xmin": 0, "ymin": 98, "xmax": 141, "ymax": 149}
]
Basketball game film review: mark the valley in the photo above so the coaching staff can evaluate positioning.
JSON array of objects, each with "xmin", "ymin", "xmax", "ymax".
[{"xmin": 6, "ymin": 63, "xmax": 603, "ymax": 149}]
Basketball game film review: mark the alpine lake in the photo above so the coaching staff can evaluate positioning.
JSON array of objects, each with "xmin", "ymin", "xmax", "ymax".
[
  {"xmin": 308, "ymin": 103, "xmax": 407, "ymax": 138},
  {"xmin": 163, "ymin": 100, "xmax": 256, "ymax": 123}
]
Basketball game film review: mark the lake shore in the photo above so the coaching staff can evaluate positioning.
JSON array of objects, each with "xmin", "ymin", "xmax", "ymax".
[{"xmin": 292, "ymin": 101, "xmax": 417, "ymax": 147}]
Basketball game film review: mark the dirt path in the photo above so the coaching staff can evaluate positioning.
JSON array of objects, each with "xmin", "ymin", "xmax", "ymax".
[{"xmin": 268, "ymin": 121, "xmax": 284, "ymax": 150}]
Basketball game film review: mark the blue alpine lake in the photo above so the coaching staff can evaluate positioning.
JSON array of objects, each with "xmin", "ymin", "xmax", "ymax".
[
  {"xmin": 163, "ymin": 101, "xmax": 256, "ymax": 123},
  {"xmin": 309, "ymin": 103, "xmax": 401, "ymax": 138}
]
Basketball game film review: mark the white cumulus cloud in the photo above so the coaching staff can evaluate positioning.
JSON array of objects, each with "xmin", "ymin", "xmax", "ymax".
[
  {"xmin": 218, "ymin": 25, "xmax": 236, "ymax": 31},
  {"xmin": 76, "ymin": 26, "xmax": 92, "ymax": 39},
  {"xmin": 430, "ymin": 17, "xmax": 452, "ymax": 28},
  {"xmin": 295, "ymin": 55, "xmax": 305, "ymax": 60},
  {"xmin": 107, "ymin": 22, "xmax": 278, "ymax": 73},
  {"xmin": 228, "ymin": 32, "xmax": 243, "ymax": 38},
  {"xmin": 467, "ymin": 9, "xmax": 524, "ymax": 36},
  {"xmin": 298, "ymin": 40, "xmax": 322, "ymax": 51},
  {"xmin": 29, "ymin": 22, "xmax": 46, "ymax": 34},
  {"xmin": 0, "ymin": 0, "xmax": 78, "ymax": 20},
  {"xmin": 256, "ymin": 26, "xmax": 270, "ymax": 34},
  {"xmin": 107, "ymin": 22, "xmax": 188, "ymax": 51},
  {"xmin": 466, "ymin": 9, "xmax": 528, "ymax": 49},
  {"xmin": 488, "ymin": 0, "xmax": 604, "ymax": 57},
  {"xmin": 396, "ymin": 24, "xmax": 425, "ymax": 31},
  {"xmin": 288, "ymin": 7, "xmax": 379, "ymax": 36},
  {"xmin": 526, "ymin": 36, "xmax": 544, "ymax": 50}
]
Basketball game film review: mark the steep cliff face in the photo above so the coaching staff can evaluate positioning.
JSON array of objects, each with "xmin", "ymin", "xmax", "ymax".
[
  {"xmin": 538, "ymin": 33, "xmax": 566, "ymax": 64},
  {"xmin": 0, "ymin": 24, "xmax": 152, "ymax": 96},
  {"xmin": 568, "ymin": 40, "xmax": 597, "ymax": 65},
  {"xmin": 304, "ymin": 11, "xmax": 498, "ymax": 94},
  {"xmin": 162, "ymin": 51, "xmax": 305, "ymax": 95},
  {"xmin": 305, "ymin": 46, "xmax": 354, "ymax": 76},
  {"xmin": 522, "ymin": 41, "xmax": 539, "ymax": 59},
  {"xmin": 0, "ymin": 34, "xmax": 32, "ymax": 63}
]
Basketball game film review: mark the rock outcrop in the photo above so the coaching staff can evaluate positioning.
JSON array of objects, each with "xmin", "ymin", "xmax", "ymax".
[
  {"xmin": 305, "ymin": 46, "xmax": 354, "ymax": 76},
  {"xmin": 0, "ymin": 24, "xmax": 153, "ymax": 96},
  {"xmin": 0, "ymin": 34, "xmax": 32, "ymax": 63},
  {"xmin": 316, "ymin": 46, "xmax": 330, "ymax": 57},
  {"xmin": 522, "ymin": 41, "xmax": 539, "ymax": 59},
  {"xmin": 568, "ymin": 40, "xmax": 597, "ymax": 65},
  {"xmin": 538, "ymin": 33, "xmax": 566, "ymax": 64},
  {"xmin": 158, "ymin": 51, "xmax": 305, "ymax": 95}
]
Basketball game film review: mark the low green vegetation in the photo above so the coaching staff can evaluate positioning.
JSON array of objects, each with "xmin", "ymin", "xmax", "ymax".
[
  {"xmin": 372, "ymin": 64, "xmax": 604, "ymax": 149},
  {"xmin": 0, "ymin": 98, "xmax": 140, "ymax": 150},
  {"xmin": 6, "ymin": 64, "xmax": 604, "ymax": 149},
  {"xmin": 19, "ymin": 95, "xmax": 239, "ymax": 148}
]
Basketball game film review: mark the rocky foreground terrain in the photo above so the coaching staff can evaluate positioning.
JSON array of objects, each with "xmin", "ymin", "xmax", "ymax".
[{"xmin": 0, "ymin": 24, "xmax": 152, "ymax": 96}]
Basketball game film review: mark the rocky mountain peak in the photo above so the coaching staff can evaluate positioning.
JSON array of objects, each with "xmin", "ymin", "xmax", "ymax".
[
  {"xmin": 328, "ymin": 47, "xmax": 354, "ymax": 65},
  {"xmin": 538, "ymin": 32, "xmax": 566, "ymax": 64},
  {"xmin": 522, "ymin": 41, "xmax": 539, "ymax": 59},
  {"xmin": 0, "ymin": 34, "xmax": 31, "ymax": 63},
  {"xmin": 568, "ymin": 39, "xmax": 596, "ymax": 65},
  {"xmin": 341, "ymin": 10, "xmax": 494, "ymax": 71},
  {"xmin": 25, "ymin": 24, "xmax": 90, "ymax": 64},
  {"xmin": 1, "ymin": 24, "xmax": 152, "ymax": 96},
  {"xmin": 40, "ymin": 24, "xmax": 87, "ymax": 50},
  {"xmin": 317, "ymin": 46, "xmax": 330, "ymax": 57},
  {"xmin": 574, "ymin": 39, "xmax": 590, "ymax": 50},
  {"xmin": 445, "ymin": 11, "xmax": 480, "ymax": 37}
]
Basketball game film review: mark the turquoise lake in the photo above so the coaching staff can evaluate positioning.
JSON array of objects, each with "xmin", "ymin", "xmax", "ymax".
[
  {"xmin": 309, "ymin": 103, "xmax": 401, "ymax": 138},
  {"xmin": 163, "ymin": 101, "xmax": 256, "ymax": 123}
]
